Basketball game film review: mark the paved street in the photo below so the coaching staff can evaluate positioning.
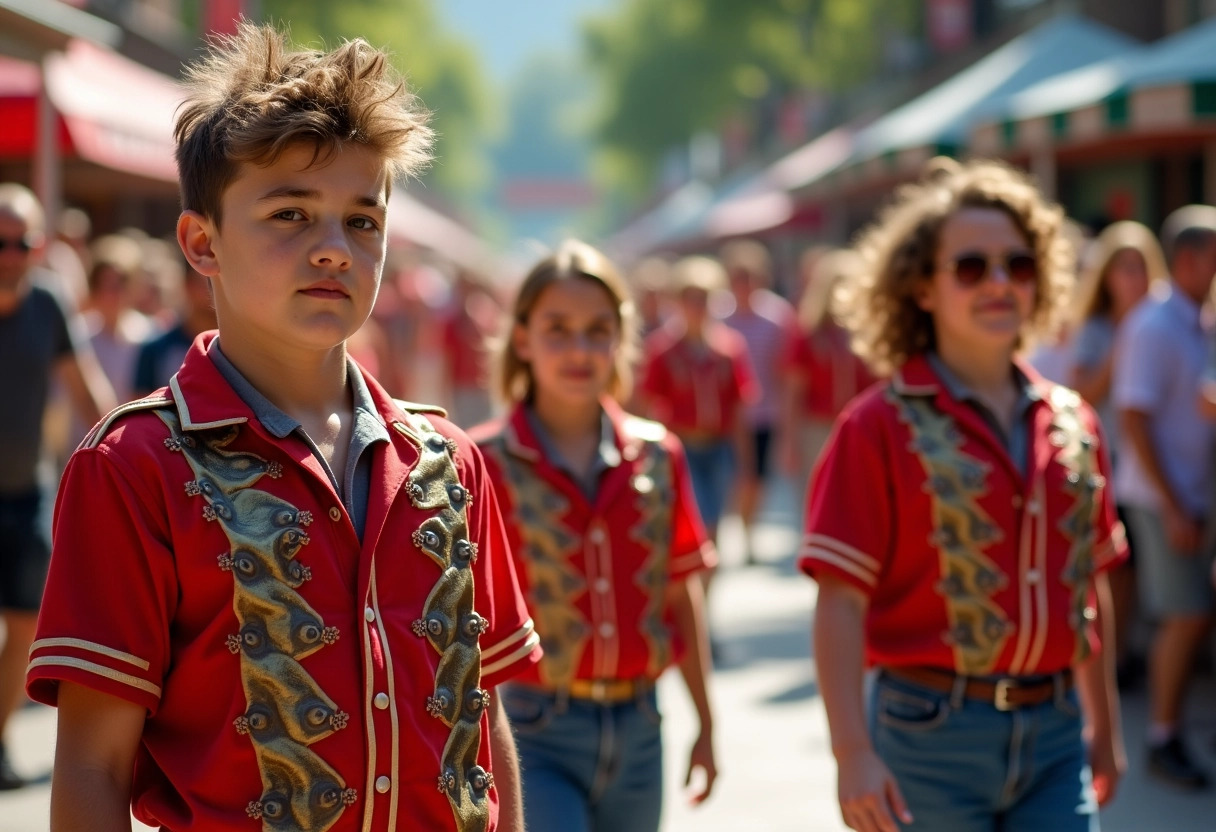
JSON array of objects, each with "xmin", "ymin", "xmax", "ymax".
[{"xmin": 4, "ymin": 478, "xmax": 1216, "ymax": 830}]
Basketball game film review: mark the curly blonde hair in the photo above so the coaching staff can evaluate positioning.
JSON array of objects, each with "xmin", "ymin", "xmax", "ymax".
[
  {"xmin": 174, "ymin": 22, "xmax": 433, "ymax": 223},
  {"xmin": 838, "ymin": 157, "xmax": 1073, "ymax": 376},
  {"xmin": 496, "ymin": 240, "xmax": 639, "ymax": 404}
]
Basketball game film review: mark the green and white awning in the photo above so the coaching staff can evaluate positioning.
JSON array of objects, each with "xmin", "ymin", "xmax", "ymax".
[
  {"xmin": 972, "ymin": 16, "xmax": 1216, "ymax": 155},
  {"xmin": 804, "ymin": 14, "xmax": 1135, "ymax": 194}
]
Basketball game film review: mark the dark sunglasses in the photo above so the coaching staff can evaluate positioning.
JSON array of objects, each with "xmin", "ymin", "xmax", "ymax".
[
  {"xmin": 0, "ymin": 236, "xmax": 34, "ymax": 253},
  {"xmin": 947, "ymin": 251, "xmax": 1038, "ymax": 287}
]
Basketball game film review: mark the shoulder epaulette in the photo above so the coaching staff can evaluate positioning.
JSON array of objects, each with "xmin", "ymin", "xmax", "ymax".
[
  {"xmin": 80, "ymin": 396, "xmax": 174, "ymax": 450},
  {"xmin": 392, "ymin": 398, "xmax": 448, "ymax": 418},
  {"xmin": 622, "ymin": 414, "xmax": 668, "ymax": 444},
  {"xmin": 1047, "ymin": 384, "xmax": 1082, "ymax": 411}
]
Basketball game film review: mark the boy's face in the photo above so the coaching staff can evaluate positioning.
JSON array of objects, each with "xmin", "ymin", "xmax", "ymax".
[{"xmin": 191, "ymin": 142, "xmax": 389, "ymax": 355}]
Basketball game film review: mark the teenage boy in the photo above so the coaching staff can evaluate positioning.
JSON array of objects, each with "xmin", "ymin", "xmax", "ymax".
[{"xmin": 26, "ymin": 25, "xmax": 540, "ymax": 832}]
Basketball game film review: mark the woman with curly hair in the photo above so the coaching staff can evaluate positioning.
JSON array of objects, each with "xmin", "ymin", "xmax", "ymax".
[{"xmin": 800, "ymin": 158, "xmax": 1126, "ymax": 832}]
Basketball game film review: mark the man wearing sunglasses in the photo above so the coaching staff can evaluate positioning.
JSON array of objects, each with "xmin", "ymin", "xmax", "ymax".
[
  {"xmin": 1114, "ymin": 204, "xmax": 1216, "ymax": 791},
  {"xmin": 0, "ymin": 183, "xmax": 114, "ymax": 790}
]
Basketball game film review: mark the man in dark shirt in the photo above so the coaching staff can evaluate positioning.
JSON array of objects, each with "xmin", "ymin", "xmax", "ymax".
[{"xmin": 0, "ymin": 183, "xmax": 113, "ymax": 789}]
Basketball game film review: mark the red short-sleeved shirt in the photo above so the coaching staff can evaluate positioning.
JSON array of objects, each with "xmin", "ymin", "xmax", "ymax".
[
  {"xmin": 639, "ymin": 324, "xmax": 758, "ymax": 438},
  {"xmin": 799, "ymin": 355, "xmax": 1127, "ymax": 677},
  {"xmin": 27, "ymin": 334, "xmax": 541, "ymax": 832},
  {"xmin": 472, "ymin": 399, "xmax": 716, "ymax": 687},
  {"xmin": 781, "ymin": 323, "xmax": 877, "ymax": 420}
]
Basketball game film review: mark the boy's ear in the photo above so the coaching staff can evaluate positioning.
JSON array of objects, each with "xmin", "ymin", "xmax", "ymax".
[{"xmin": 177, "ymin": 211, "xmax": 220, "ymax": 278}]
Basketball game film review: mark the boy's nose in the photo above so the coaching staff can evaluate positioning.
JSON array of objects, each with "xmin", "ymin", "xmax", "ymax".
[{"xmin": 310, "ymin": 223, "xmax": 353, "ymax": 270}]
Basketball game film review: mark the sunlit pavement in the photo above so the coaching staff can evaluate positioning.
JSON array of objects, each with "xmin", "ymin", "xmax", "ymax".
[{"xmin": 4, "ymin": 477, "xmax": 1216, "ymax": 831}]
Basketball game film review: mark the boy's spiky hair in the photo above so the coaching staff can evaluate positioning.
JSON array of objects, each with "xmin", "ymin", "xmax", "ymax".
[{"xmin": 174, "ymin": 22, "xmax": 433, "ymax": 222}]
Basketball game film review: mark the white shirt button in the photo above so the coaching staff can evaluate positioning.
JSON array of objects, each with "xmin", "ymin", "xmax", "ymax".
[
  {"xmin": 1027, "ymin": 500, "xmax": 1042, "ymax": 516},
  {"xmin": 374, "ymin": 692, "xmax": 390, "ymax": 710},
  {"xmin": 594, "ymin": 578, "xmax": 611, "ymax": 594},
  {"xmin": 1026, "ymin": 569, "xmax": 1042, "ymax": 585},
  {"xmin": 589, "ymin": 528, "xmax": 605, "ymax": 545},
  {"xmin": 364, "ymin": 607, "xmax": 376, "ymax": 623},
  {"xmin": 375, "ymin": 775, "xmax": 391, "ymax": 793},
  {"xmin": 599, "ymin": 622, "xmax": 615, "ymax": 638}
]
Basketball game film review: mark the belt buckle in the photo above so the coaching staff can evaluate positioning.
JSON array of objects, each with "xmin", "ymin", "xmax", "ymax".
[
  {"xmin": 994, "ymin": 678, "xmax": 1015, "ymax": 711},
  {"xmin": 590, "ymin": 680, "xmax": 607, "ymax": 702}
]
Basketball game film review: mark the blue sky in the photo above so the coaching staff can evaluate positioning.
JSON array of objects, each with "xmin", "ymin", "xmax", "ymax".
[{"xmin": 438, "ymin": 0, "xmax": 617, "ymax": 83}]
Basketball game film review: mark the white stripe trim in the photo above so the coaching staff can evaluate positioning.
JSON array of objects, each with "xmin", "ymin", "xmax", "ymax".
[
  {"xmin": 800, "ymin": 547, "xmax": 878, "ymax": 587},
  {"xmin": 481, "ymin": 631, "xmax": 542, "ymax": 679},
  {"xmin": 30, "ymin": 638, "xmax": 151, "ymax": 670},
  {"xmin": 1008, "ymin": 492, "xmax": 1035, "ymax": 676},
  {"xmin": 480, "ymin": 620, "xmax": 535, "ymax": 662},
  {"xmin": 370, "ymin": 564, "xmax": 401, "ymax": 829},
  {"xmin": 27, "ymin": 656, "xmax": 161, "ymax": 698},
  {"xmin": 359, "ymin": 580, "xmax": 378, "ymax": 831},
  {"xmin": 171, "ymin": 374, "xmax": 247, "ymax": 431},
  {"xmin": 802, "ymin": 534, "xmax": 881, "ymax": 572},
  {"xmin": 1026, "ymin": 480, "xmax": 1051, "ymax": 672}
]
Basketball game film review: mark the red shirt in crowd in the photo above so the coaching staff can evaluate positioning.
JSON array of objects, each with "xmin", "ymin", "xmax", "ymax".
[
  {"xmin": 472, "ymin": 400, "xmax": 716, "ymax": 688},
  {"xmin": 27, "ymin": 334, "xmax": 541, "ymax": 832},
  {"xmin": 639, "ymin": 323, "xmax": 758, "ymax": 439},
  {"xmin": 781, "ymin": 322, "xmax": 877, "ymax": 420},
  {"xmin": 799, "ymin": 355, "xmax": 1126, "ymax": 677}
]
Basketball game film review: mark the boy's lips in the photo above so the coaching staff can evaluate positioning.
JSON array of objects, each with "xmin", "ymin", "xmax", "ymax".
[{"xmin": 300, "ymin": 279, "xmax": 350, "ymax": 299}]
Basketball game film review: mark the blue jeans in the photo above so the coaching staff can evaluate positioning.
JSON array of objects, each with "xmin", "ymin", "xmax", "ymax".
[
  {"xmin": 871, "ymin": 671, "xmax": 1098, "ymax": 832},
  {"xmin": 682, "ymin": 439, "xmax": 734, "ymax": 531},
  {"xmin": 502, "ymin": 685, "xmax": 664, "ymax": 832}
]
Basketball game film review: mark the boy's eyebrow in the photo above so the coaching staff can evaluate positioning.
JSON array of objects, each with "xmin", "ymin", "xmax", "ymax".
[{"xmin": 256, "ymin": 186, "xmax": 386, "ymax": 211}]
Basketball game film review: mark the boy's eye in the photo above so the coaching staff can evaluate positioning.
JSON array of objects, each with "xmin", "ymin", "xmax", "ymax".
[
  {"xmin": 274, "ymin": 209, "xmax": 305, "ymax": 222},
  {"xmin": 349, "ymin": 216, "xmax": 379, "ymax": 231}
]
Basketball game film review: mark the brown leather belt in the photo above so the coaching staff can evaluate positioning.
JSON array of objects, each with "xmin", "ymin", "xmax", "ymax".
[
  {"xmin": 568, "ymin": 678, "xmax": 651, "ymax": 703},
  {"xmin": 884, "ymin": 666, "xmax": 1073, "ymax": 711}
]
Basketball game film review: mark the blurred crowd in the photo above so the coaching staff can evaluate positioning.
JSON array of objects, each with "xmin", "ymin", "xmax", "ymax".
[{"xmin": 3, "ymin": 173, "xmax": 1216, "ymax": 795}]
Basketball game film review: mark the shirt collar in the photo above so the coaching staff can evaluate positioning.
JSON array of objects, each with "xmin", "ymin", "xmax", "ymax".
[
  {"xmin": 504, "ymin": 396, "xmax": 641, "ymax": 465},
  {"xmin": 208, "ymin": 338, "xmax": 387, "ymax": 440},
  {"xmin": 893, "ymin": 352, "xmax": 1046, "ymax": 405},
  {"xmin": 169, "ymin": 331, "xmax": 405, "ymax": 434},
  {"xmin": 523, "ymin": 405, "xmax": 622, "ymax": 478},
  {"xmin": 925, "ymin": 351, "xmax": 1041, "ymax": 407}
]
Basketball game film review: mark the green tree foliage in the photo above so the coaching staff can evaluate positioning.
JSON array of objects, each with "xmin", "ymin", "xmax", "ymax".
[
  {"xmin": 583, "ymin": 0, "xmax": 919, "ymax": 199},
  {"xmin": 258, "ymin": 0, "xmax": 499, "ymax": 200}
]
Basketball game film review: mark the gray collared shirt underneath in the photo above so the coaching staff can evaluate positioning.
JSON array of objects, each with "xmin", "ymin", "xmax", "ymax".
[
  {"xmin": 927, "ymin": 352, "xmax": 1038, "ymax": 477},
  {"xmin": 524, "ymin": 406, "xmax": 622, "ymax": 500},
  {"xmin": 209, "ymin": 342, "xmax": 390, "ymax": 541}
]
